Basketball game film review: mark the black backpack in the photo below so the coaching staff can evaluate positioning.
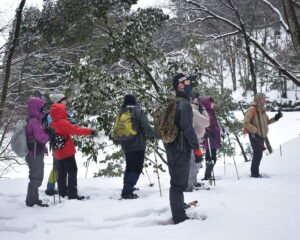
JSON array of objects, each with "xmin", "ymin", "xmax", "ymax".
[{"xmin": 46, "ymin": 126, "xmax": 69, "ymax": 151}]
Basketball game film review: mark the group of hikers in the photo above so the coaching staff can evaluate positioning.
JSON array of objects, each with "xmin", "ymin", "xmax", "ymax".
[{"xmin": 22, "ymin": 73, "xmax": 283, "ymax": 224}]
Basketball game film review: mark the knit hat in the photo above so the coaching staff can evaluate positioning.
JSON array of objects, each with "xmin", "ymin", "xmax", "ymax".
[
  {"xmin": 172, "ymin": 73, "xmax": 197, "ymax": 90},
  {"xmin": 50, "ymin": 93, "xmax": 66, "ymax": 103},
  {"xmin": 123, "ymin": 94, "xmax": 136, "ymax": 106},
  {"xmin": 190, "ymin": 90, "xmax": 200, "ymax": 100},
  {"xmin": 255, "ymin": 93, "xmax": 268, "ymax": 100}
]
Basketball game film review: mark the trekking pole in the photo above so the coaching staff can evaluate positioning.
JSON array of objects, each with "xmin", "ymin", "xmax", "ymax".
[
  {"xmin": 221, "ymin": 129, "xmax": 226, "ymax": 175},
  {"xmin": 143, "ymin": 164, "xmax": 154, "ymax": 187},
  {"xmin": 226, "ymin": 133, "xmax": 240, "ymax": 180},
  {"xmin": 85, "ymin": 158, "xmax": 91, "ymax": 179},
  {"xmin": 153, "ymin": 139, "xmax": 163, "ymax": 197},
  {"xmin": 207, "ymin": 137, "xmax": 216, "ymax": 186}
]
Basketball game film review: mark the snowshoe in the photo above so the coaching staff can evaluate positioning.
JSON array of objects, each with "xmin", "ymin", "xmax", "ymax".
[{"xmin": 184, "ymin": 200, "xmax": 198, "ymax": 209}]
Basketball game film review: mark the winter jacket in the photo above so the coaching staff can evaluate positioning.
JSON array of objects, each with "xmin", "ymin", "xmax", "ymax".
[
  {"xmin": 26, "ymin": 97, "xmax": 49, "ymax": 157},
  {"xmin": 120, "ymin": 105, "xmax": 154, "ymax": 153},
  {"xmin": 243, "ymin": 102, "xmax": 276, "ymax": 138},
  {"xmin": 50, "ymin": 103, "xmax": 92, "ymax": 160},
  {"xmin": 191, "ymin": 103, "xmax": 210, "ymax": 143},
  {"xmin": 169, "ymin": 91, "xmax": 199, "ymax": 152},
  {"xmin": 201, "ymin": 97, "xmax": 221, "ymax": 150}
]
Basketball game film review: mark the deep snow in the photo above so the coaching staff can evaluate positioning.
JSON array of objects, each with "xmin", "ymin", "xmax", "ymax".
[{"xmin": 1, "ymin": 125, "xmax": 300, "ymax": 239}]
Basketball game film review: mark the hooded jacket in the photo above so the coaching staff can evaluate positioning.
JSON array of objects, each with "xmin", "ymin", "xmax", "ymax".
[
  {"xmin": 26, "ymin": 97, "xmax": 49, "ymax": 157},
  {"xmin": 191, "ymin": 103, "xmax": 210, "ymax": 142},
  {"xmin": 50, "ymin": 103, "xmax": 92, "ymax": 160},
  {"xmin": 201, "ymin": 97, "xmax": 221, "ymax": 150},
  {"xmin": 243, "ymin": 102, "xmax": 276, "ymax": 138}
]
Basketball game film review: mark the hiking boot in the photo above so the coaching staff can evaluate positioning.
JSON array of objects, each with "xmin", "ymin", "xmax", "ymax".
[
  {"xmin": 68, "ymin": 195, "xmax": 85, "ymax": 200},
  {"xmin": 193, "ymin": 182, "xmax": 204, "ymax": 188},
  {"xmin": 121, "ymin": 193, "xmax": 139, "ymax": 199},
  {"xmin": 45, "ymin": 189, "xmax": 58, "ymax": 196}
]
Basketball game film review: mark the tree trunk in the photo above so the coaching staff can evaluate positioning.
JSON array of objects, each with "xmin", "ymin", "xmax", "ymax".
[
  {"xmin": 0, "ymin": 0, "xmax": 27, "ymax": 123},
  {"xmin": 282, "ymin": 0, "xmax": 300, "ymax": 57}
]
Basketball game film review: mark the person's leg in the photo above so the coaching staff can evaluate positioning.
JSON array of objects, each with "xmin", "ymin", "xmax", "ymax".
[
  {"xmin": 64, "ymin": 155, "xmax": 78, "ymax": 199},
  {"xmin": 186, "ymin": 150, "xmax": 195, "ymax": 192},
  {"xmin": 167, "ymin": 144, "xmax": 190, "ymax": 224},
  {"xmin": 57, "ymin": 159, "xmax": 67, "ymax": 197},
  {"xmin": 26, "ymin": 153, "xmax": 44, "ymax": 206},
  {"xmin": 122, "ymin": 150, "xmax": 145, "ymax": 195},
  {"xmin": 204, "ymin": 150, "xmax": 213, "ymax": 179},
  {"xmin": 250, "ymin": 136, "xmax": 264, "ymax": 177}
]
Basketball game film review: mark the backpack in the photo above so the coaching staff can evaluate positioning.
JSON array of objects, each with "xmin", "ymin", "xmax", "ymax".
[
  {"xmin": 243, "ymin": 106, "xmax": 257, "ymax": 134},
  {"xmin": 47, "ymin": 126, "xmax": 69, "ymax": 151},
  {"xmin": 11, "ymin": 119, "xmax": 29, "ymax": 157},
  {"xmin": 154, "ymin": 98, "xmax": 183, "ymax": 144},
  {"xmin": 113, "ymin": 108, "xmax": 137, "ymax": 141}
]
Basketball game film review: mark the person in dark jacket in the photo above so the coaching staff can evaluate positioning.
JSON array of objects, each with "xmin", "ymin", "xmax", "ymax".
[
  {"xmin": 119, "ymin": 94, "xmax": 154, "ymax": 199},
  {"xmin": 25, "ymin": 97, "xmax": 49, "ymax": 207},
  {"xmin": 50, "ymin": 103, "xmax": 95, "ymax": 200},
  {"xmin": 165, "ymin": 73, "xmax": 202, "ymax": 224},
  {"xmin": 201, "ymin": 97, "xmax": 221, "ymax": 180}
]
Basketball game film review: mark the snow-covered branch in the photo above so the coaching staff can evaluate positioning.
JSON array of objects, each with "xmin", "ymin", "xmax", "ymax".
[{"xmin": 258, "ymin": 0, "xmax": 289, "ymax": 32}]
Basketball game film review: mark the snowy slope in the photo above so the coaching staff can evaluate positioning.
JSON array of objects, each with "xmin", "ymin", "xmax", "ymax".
[{"xmin": 1, "ymin": 136, "xmax": 300, "ymax": 240}]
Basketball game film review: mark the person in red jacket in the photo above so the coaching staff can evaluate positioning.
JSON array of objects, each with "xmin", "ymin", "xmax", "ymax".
[{"xmin": 50, "ymin": 103, "xmax": 95, "ymax": 200}]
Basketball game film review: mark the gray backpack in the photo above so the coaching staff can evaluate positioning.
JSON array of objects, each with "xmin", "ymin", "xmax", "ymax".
[{"xmin": 11, "ymin": 119, "xmax": 28, "ymax": 157}]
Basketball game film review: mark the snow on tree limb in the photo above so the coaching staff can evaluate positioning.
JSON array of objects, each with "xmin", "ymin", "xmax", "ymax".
[{"xmin": 258, "ymin": 0, "xmax": 289, "ymax": 32}]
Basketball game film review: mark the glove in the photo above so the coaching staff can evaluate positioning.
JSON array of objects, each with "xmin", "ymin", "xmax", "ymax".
[
  {"xmin": 194, "ymin": 149, "xmax": 203, "ymax": 163},
  {"xmin": 91, "ymin": 130, "xmax": 97, "ymax": 136},
  {"xmin": 274, "ymin": 111, "xmax": 283, "ymax": 121}
]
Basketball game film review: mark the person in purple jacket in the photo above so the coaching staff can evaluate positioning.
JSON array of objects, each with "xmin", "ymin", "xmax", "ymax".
[
  {"xmin": 25, "ymin": 97, "xmax": 49, "ymax": 207},
  {"xmin": 201, "ymin": 97, "xmax": 221, "ymax": 180}
]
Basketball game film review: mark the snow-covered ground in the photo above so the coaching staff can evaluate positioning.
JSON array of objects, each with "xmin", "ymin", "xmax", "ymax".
[{"xmin": 1, "ymin": 113, "xmax": 300, "ymax": 239}]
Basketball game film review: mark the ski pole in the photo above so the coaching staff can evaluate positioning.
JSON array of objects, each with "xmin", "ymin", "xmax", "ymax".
[
  {"xmin": 221, "ymin": 129, "xmax": 226, "ymax": 175},
  {"xmin": 143, "ymin": 165, "xmax": 154, "ymax": 187},
  {"xmin": 226, "ymin": 133, "xmax": 240, "ymax": 180},
  {"xmin": 153, "ymin": 139, "xmax": 162, "ymax": 197},
  {"xmin": 207, "ymin": 136, "xmax": 216, "ymax": 186}
]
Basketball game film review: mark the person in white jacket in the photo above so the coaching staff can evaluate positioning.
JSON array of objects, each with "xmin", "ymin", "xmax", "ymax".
[{"xmin": 185, "ymin": 91, "xmax": 210, "ymax": 192}]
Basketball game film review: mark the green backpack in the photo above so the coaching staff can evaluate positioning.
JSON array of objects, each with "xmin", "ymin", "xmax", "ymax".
[
  {"xmin": 113, "ymin": 109, "xmax": 137, "ymax": 140},
  {"xmin": 154, "ymin": 98, "xmax": 183, "ymax": 144}
]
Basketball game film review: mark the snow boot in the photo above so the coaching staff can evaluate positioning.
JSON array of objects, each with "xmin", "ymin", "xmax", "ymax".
[
  {"xmin": 45, "ymin": 189, "xmax": 58, "ymax": 196},
  {"xmin": 121, "ymin": 193, "xmax": 139, "ymax": 199}
]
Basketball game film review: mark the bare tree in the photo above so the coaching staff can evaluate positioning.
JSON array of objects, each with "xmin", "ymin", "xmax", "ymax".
[
  {"xmin": 0, "ymin": 0, "xmax": 26, "ymax": 123},
  {"xmin": 282, "ymin": 0, "xmax": 300, "ymax": 57}
]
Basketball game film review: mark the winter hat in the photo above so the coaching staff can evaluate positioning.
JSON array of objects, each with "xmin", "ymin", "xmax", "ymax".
[
  {"xmin": 255, "ymin": 92, "xmax": 268, "ymax": 100},
  {"xmin": 172, "ymin": 73, "xmax": 197, "ymax": 90},
  {"xmin": 123, "ymin": 94, "xmax": 137, "ymax": 106},
  {"xmin": 190, "ymin": 90, "xmax": 200, "ymax": 100},
  {"xmin": 50, "ymin": 93, "xmax": 66, "ymax": 103}
]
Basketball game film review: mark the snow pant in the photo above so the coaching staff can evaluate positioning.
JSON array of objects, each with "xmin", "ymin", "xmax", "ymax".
[
  {"xmin": 204, "ymin": 149, "xmax": 217, "ymax": 178},
  {"xmin": 165, "ymin": 143, "xmax": 190, "ymax": 224},
  {"xmin": 122, "ymin": 150, "xmax": 145, "ymax": 194},
  {"xmin": 250, "ymin": 135, "xmax": 265, "ymax": 177},
  {"xmin": 25, "ymin": 153, "xmax": 44, "ymax": 206},
  {"xmin": 47, "ymin": 157, "xmax": 59, "ymax": 191},
  {"xmin": 186, "ymin": 150, "xmax": 202, "ymax": 192},
  {"xmin": 57, "ymin": 155, "xmax": 78, "ymax": 199}
]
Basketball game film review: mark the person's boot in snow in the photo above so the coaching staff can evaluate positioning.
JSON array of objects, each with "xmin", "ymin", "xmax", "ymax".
[
  {"xmin": 68, "ymin": 195, "xmax": 85, "ymax": 200},
  {"xmin": 45, "ymin": 189, "xmax": 58, "ymax": 196},
  {"xmin": 193, "ymin": 182, "xmax": 204, "ymax": 188},
  {"xmin": 121, "ymin": 193, "xmax": 139, "ymax": 199}
]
